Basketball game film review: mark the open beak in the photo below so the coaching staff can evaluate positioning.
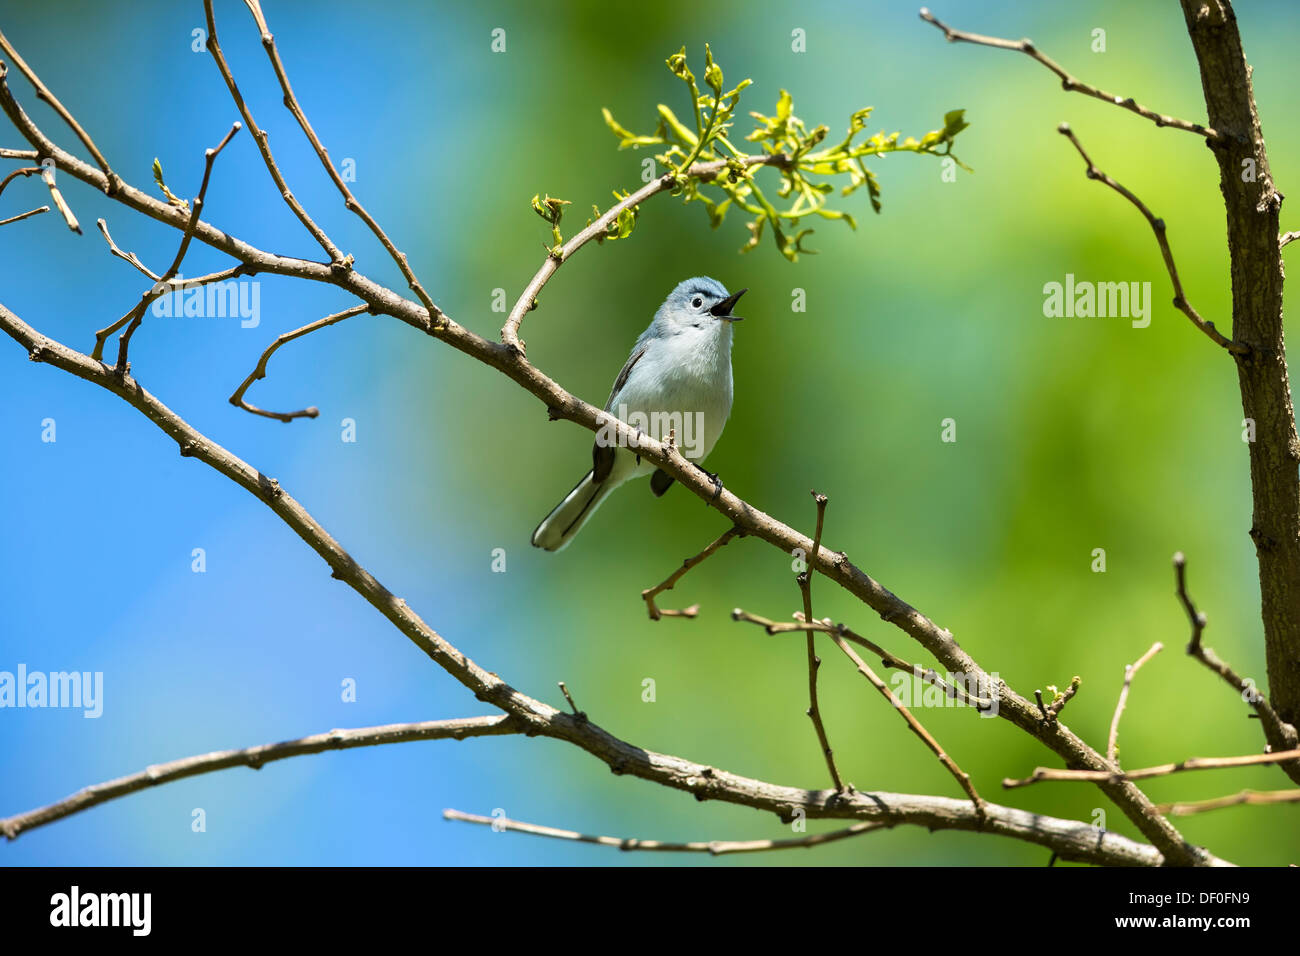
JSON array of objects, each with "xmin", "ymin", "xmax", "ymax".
[{"xmin": 709, "ymin": 288, "xmax": 747, "ymax": 321}]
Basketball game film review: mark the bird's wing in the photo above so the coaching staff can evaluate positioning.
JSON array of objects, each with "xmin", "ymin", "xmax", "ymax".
[{"xmin": 604, "ymin": 342, "xmax": 648, "ymax": 411}]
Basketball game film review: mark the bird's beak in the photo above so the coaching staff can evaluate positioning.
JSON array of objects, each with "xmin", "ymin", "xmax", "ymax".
[{"xmin": 710, "ymin": 288, "xmax": 747, "ymax": 321}]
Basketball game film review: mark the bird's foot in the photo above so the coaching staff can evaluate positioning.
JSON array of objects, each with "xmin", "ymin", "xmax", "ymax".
[{"xmin": 700, "ymin": 468, "xmax": 724, "ymax": 502}]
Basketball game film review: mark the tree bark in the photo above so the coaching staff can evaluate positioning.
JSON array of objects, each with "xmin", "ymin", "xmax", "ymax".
[{"xmin": 1181, "ymin": 0, "xmax": 1300, "ymax": 753}]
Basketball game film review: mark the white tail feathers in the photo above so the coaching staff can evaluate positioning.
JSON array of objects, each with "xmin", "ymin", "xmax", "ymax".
[{"xmin": 531, "ymin": 470, "xmax": 617, "ymax": 551}]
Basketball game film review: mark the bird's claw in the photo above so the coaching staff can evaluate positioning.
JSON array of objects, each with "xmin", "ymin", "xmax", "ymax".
[{"xmin": 701, "ymin": 469, "xmax": 724, "ymax": 502}]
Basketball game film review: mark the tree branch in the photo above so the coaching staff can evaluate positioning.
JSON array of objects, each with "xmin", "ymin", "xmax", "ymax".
[
  {"xmin": 1057, "ymin": 123, "xmax": 1244, "ymax": 354},
  {"xmin": 641, "ymin": 524, "xmax": 743, "ymax": 620},
  {"xmin": 1174, "ymin": 552, "xmax": 1300, "ymax": 782},
  {"xmin": 443, "ymin": 809, "xmax": 887, "ymax": 856},
  {"xmin": 200, "ymin": 0, "xmax": 345, "ymax": 266},
  {"xmin": 1005, "ymin": 746, "xmax": 1300, "ymax": 789},
  {"xmin": 0, "ymin": 301, "xmax": 1225, "ymax": 866},
  {"xmin": 798, "ymin": 491, "xmax": 845, "ymax": 792},
  {"xmin": 0, "ymin": 27, "xmax": 120, "ymax": 192},
  {"xmin": 1, "ymin": 716, "xmax": 521, "ymax": 840},
  {"xmin": 237, "ymin": 0, "xmax": 441, "ymax": 321},
  {"xmin": 229, "ymin": 303, "xmax": 371, "ymax": 421},
  {"xmin": 1108, "ymin": 641, "xmax": 1163, "ymax": 766},
  {"xmin": 1157, "ymin": 787, "xmax": 1300, "ymax": 816},
  {"xmin": 918, "ymin": 8, "xmax": 1218, "ymax": 138}
]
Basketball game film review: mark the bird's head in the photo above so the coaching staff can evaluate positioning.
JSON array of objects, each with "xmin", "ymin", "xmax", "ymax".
[{"xmin": 658, "ymin": 277, "xmax": 747, "ymax": 332}]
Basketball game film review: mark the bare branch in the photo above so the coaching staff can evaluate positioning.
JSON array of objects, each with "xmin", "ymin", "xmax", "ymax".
[
  {"xmin": 237, "ymin": 0, "xmax": 441, "ymax": 323},
  {"xmin": 1158, "ymin": 787, "xmax": 1300, "ymax": 816},
  {"xmin": 1005, "ymin": 746, "xmax": 1300, "ymax": 789},
  {"xmin": 229, "ymin": 303, "xmax": 370, "ymax": 421},
  {"xmin": 1279, "ymin": 230, "xmax": 1300, "ymax": 249},
  {"xmin": 95, "ymin": 218, "xmax": 160, "ymax": 281},
  {"xmin": 1108, "ymin": 642, "xmax": 1163, "ymax": 766},
  {"xmin": 1058, "ymin": 123, "xmax": 1245, "ymax": 354},
  {"xmin": 0, "ymin": 204, "xmax": 46, "ymax": 227},
  {"xmin": 443, "ymin": 809, "xmax": 886, "ymax": 855},
  {"xmin": 918, "ymin": 8, "xmax": 1218, "ymax": 139},
  {"xmin": 0, "ymin": 28, "xmax": 120, "ymax": 191},
  {"xmin": 0, "ymin": 301, "xmax": 1224, "ymax": 866},
  {"xmin": 39, "ymin": 161, "xmax": 78, "ymax": 232},
  {"xmin": 0, "ymin": 60, "xmax": 1211, "ymax": 861},
  {"xmin": 1, "ymin": 716, "xmax": 520, "ymax": 840},
  {"xmin": 1174, "ymin": 552, "xmax": 1300, "ymax": 775},
  {"xmin": 501, "ymin": 154, "xmax": 788, "ymax": 353},
  {"xmin": 732, "ymin": 610, "xmax": 995, "ymax": 710},
  {"xmin": 825, "ymin": 621, "xmax": 985, "ymax": 817},
  {"xmin": 201, "ymin": 0, "xmax": 345, "ymax": 266},
  {"xmin": 641, "ymin": 524, "xmax": 743, "ymax": 620},
  {"xmin": 799, "ymin": 491, "xmax": 845, "ymax": 792},
  {"xmin": 111, "ymin": 121, "xmax": 242, "ymax": 369},
  {"xmin": 91, "ymin": 264, "xmax": 254, "ymax": 363}
]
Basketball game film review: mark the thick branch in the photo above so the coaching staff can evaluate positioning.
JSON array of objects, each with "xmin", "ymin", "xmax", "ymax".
[{"xmin": 1179, "ymin": 0, "xmax": 1300, "ymax": 738}]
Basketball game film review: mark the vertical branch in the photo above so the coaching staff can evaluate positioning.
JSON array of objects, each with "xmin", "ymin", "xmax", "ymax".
[
  {"xmin": 799, "ymin": 490, "xmax": 845, "ymax": 793},
  {"xmin": 202, "ymin": 0, "xmax": 345, "ymax": 266},
  {"xmin": 113, "ymin": 121, "xmax": 241, "ymax": 369},
  {"xmin": 1178, "ymin": 0, "xmax": 1300, "ymax": 732}
]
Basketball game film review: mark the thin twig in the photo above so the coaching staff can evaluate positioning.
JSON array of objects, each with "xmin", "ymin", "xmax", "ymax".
[
  {"xmin": 826, "ymin": 626, "xmax": 986, "ymax": 818},
  {"xmin": 732, "ymin": 610, "xmax": 996, "ymax": 710},
  {"xmin": 1004, "ymin": 746, "xmax": 1300, "ymax": 789},
  {"xmin": 95, "ymin": 218, "xmax": 161, "ymax": 281},
  {"xmin": 641, "ymin": 524, "xmax": 743, "ymax": 620},
  {"xmin": 1108, "ymin": 642, "xmax": 1163, "ymax": 766},
  {"xmin": 918, "ymin": 8, "xmax": 1218, "ymax": 139},
  {"xmin": 1158, "ymin": 788, "xmax": 1300, "ymax": 816},
  {"xmin": 501, "ymin": 153, "xmax": 789, "ymax": 353},
  {"xmin": 799, "ymin": 490, "xmax": 845, "ymax": 793},
  {"xmin": 442, "ymin": 809, "xmax": 886, "ymax": 855},
  {"xmin": 0, "ymin": 163, "xmax": 40, "ymax": 199},
  {"xmin": 229, "ymin": 303, "xmax": 370, "ymax": 421},
  {"xmin": 557, "ymin": 681, "xmax": 584, "ymax": 718},
  {"xmin": 91, "ymin": 264, "xmax": 254, "ymax": 363},
  {"xmin": 0, "ymin": 204, "xmax": 45, "ymax": 226},
  {"xmin": 0, "ymin": 28, "xmax": 120, "ymax": 191},
  {"xmin": 112, "ymin": 120, "xmax": 242, "ymax": 370},
  {"xmin": 39, "ymin": 162, "xmax": 78, "ymax": 233},
  {"xmin": 202, "ymin": 0, "xmax": 345, "ymax": 266},
  {"xmin": 1279, "ymin": 230, "xmax": 1300, "ymax": 249},
  {"xmin": 1, "ymin": 716, "xmax": 520, "ymax": 840},
  {"xmin": 1174, "ymin": 552, "xmax": 1300, "ymax": 764},
  {"xmin": 239, "ymin": 0, "xmax": 441, "ymax": 324},
  {"xmin": 1058, "ymin": 124, "xmax": 1245, "ymax": 354}
]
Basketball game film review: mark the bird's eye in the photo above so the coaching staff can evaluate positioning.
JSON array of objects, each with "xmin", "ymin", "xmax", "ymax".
[{"xmin": 691, "ymin": 296, "xmax": 704, "ymax": 310}]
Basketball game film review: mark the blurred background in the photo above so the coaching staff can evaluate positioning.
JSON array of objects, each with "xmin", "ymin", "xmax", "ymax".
[{"xmin": 1, "ymin": 0, "xmax": 1296, "ymax": 865}]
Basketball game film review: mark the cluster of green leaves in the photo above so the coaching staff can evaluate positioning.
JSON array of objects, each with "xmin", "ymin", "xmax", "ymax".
[{"xmin": 600, "ymin": 45, "xmax": 970, "ymax": 261}]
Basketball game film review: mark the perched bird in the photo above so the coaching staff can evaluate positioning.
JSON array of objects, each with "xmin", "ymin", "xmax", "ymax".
[{"xmin": 531, "ymin": 276, "xmax": 746, "ymax": 551}]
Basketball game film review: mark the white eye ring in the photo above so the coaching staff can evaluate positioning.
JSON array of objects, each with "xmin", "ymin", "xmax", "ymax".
[{"xmin": 691, "ymin": 296, "xmax": 704, "ymax": 309}]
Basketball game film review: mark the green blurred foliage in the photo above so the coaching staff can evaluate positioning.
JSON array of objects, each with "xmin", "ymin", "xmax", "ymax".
[{"xmin": 386, "ymin": 0, "xmax": 1298, "ymax": 864}]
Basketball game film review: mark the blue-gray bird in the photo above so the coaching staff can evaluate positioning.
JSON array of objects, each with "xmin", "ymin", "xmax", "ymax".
[{"xmin": 531, "ymin": 277, "xmax": 746, "ymax": 551}]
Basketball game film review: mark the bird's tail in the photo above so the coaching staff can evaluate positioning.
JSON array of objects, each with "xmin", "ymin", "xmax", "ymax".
[{"xmin": 531, "ymin": 470, "xmax": 619, "ymax": 551}]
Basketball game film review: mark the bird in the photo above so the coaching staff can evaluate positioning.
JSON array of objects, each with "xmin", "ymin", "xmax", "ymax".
[{"xmin": 531, "ymin": 276, "xmax": 746, "ymax": 551}]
